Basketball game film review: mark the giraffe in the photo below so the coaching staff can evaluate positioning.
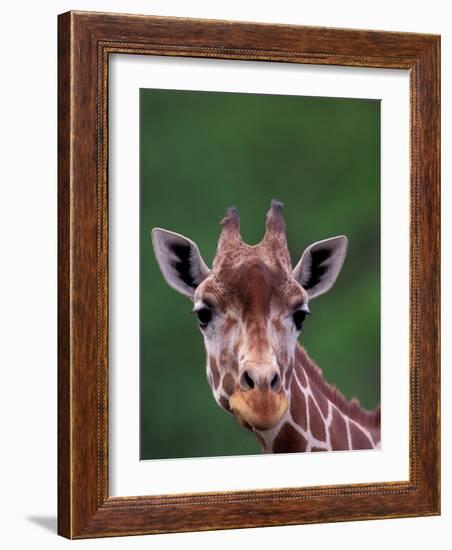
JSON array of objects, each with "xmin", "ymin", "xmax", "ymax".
[{"xmin": 151, "ymin": 200, "xmax": 380, "ymax": 453}]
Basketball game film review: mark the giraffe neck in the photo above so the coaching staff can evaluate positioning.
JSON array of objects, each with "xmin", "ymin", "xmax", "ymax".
[{"xmin": 256, "ymin": 344, "xmax": 381, "ymax": 453}]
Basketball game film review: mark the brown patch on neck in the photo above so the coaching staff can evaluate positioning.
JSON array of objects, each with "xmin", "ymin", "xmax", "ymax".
[
  {"xmin": 330, "ymin": 406, "xmax": 350, "ymax": 451},
  {"xmin": 295, "ymin": 363, "xmax": 308, "ymax": 388},
  {"xmin": 310, "ymin": 381, "xmax": 329, "ymax": 418},
  {"xmin": 308, "ymin": 395, "xmax": 326, "ymax": 442},
  {"xmin": 290, "ymin": 377, "xmax": 307, "ymax": 431},
  {"xmin": 349, "ymin": 421, "xmax": 373, "ymax": 450},
  {"xmin": 284, "ymin": 357, "xmax": 294, "ymax": 390},
  {"xmin": 273, "ymin": 423, "xmax": 307, "ymax": 453}
]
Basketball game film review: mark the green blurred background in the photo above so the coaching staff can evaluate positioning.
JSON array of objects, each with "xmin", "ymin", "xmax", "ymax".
[{"xmin": 140, "ymin": 88, "xmax": 380, "ymax": 460}]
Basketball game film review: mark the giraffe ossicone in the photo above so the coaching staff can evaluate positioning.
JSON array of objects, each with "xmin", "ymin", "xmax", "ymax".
[{"xmin": 151, "ymin": 200, "xmax": 380, "ymax": 453}]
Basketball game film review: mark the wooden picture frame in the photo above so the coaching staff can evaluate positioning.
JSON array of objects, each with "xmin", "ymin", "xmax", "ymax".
[{"xmin": 58, "ymin": 10, "xmax": 440, "ymax": 539}]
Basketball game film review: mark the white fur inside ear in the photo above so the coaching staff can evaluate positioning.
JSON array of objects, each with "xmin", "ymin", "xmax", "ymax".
[
  {"xmin": 151, "ymin": 228, "xmax": 210, "ymax": 298},
  {"xmin": 293, "ymin": 236, "xmax": 348, "ymax": 299}
]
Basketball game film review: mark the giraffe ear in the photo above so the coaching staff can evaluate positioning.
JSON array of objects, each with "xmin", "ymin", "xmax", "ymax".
[
  {"xmin": 292, "ymin": 236, "xmax": 348, "ymax": 299},
  {"xmin": 151, "ymin": 228, "xmax": 210, "ymax": 298}
]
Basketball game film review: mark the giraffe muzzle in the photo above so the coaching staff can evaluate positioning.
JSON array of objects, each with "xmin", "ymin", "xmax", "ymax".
[{"xmin": 229, "ymin": 388, "xmax": 288, "ymax": 431}]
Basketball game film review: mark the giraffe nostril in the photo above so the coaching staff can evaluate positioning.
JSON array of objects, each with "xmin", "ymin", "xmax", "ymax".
[
  {"xmin": 270, "ymin": 372, "xmax": 281, "ymax": 392},
  {"xmin": 240, "ymin": 368, "xmax": 281, "ymax": 392},
  {"xmin": 240, "ymin": 370, "xmax": 255, "ymax": 390}
]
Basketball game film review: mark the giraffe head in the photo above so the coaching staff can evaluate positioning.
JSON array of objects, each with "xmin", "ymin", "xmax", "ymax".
[{"xmin": 151, "ymin": 201, "xmax": 347, "ymax": 432}]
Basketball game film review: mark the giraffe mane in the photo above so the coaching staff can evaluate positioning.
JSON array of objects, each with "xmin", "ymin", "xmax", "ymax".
[{"xmin": 295, "ymin": 344, "xmax": 381, "ymax": 431}]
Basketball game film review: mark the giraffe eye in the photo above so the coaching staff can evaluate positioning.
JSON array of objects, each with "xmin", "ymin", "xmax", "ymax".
[
  {"xmin": 196, "ymin": 307, "xmax": 212, "ymax": 328},
  {"xmin": 293, "ymin": 309, "xmax": 309, "ymax": 331}
]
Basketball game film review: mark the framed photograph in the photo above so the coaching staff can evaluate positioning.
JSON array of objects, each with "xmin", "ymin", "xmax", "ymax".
[{"xmin": 58, "ymin": 11, "xmax": 440, "ymax": 538}]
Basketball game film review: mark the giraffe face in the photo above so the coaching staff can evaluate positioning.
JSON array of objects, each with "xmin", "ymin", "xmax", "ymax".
[
  {"xmin": 192, "ymin": 258, "xmax": 309, "ymax": 430},
  {"xmin": 151, "ymin": 201, "xmax": 347, "ymax": 433}
]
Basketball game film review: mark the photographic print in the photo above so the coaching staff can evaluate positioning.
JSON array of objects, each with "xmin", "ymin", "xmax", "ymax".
[
  {"xmin": 140, "ymin": 89, "xmax": 381, "ymax": 460},
  {"xmin": 58, "ymin": 12, "xmax": 440, "ymax": 537}
]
